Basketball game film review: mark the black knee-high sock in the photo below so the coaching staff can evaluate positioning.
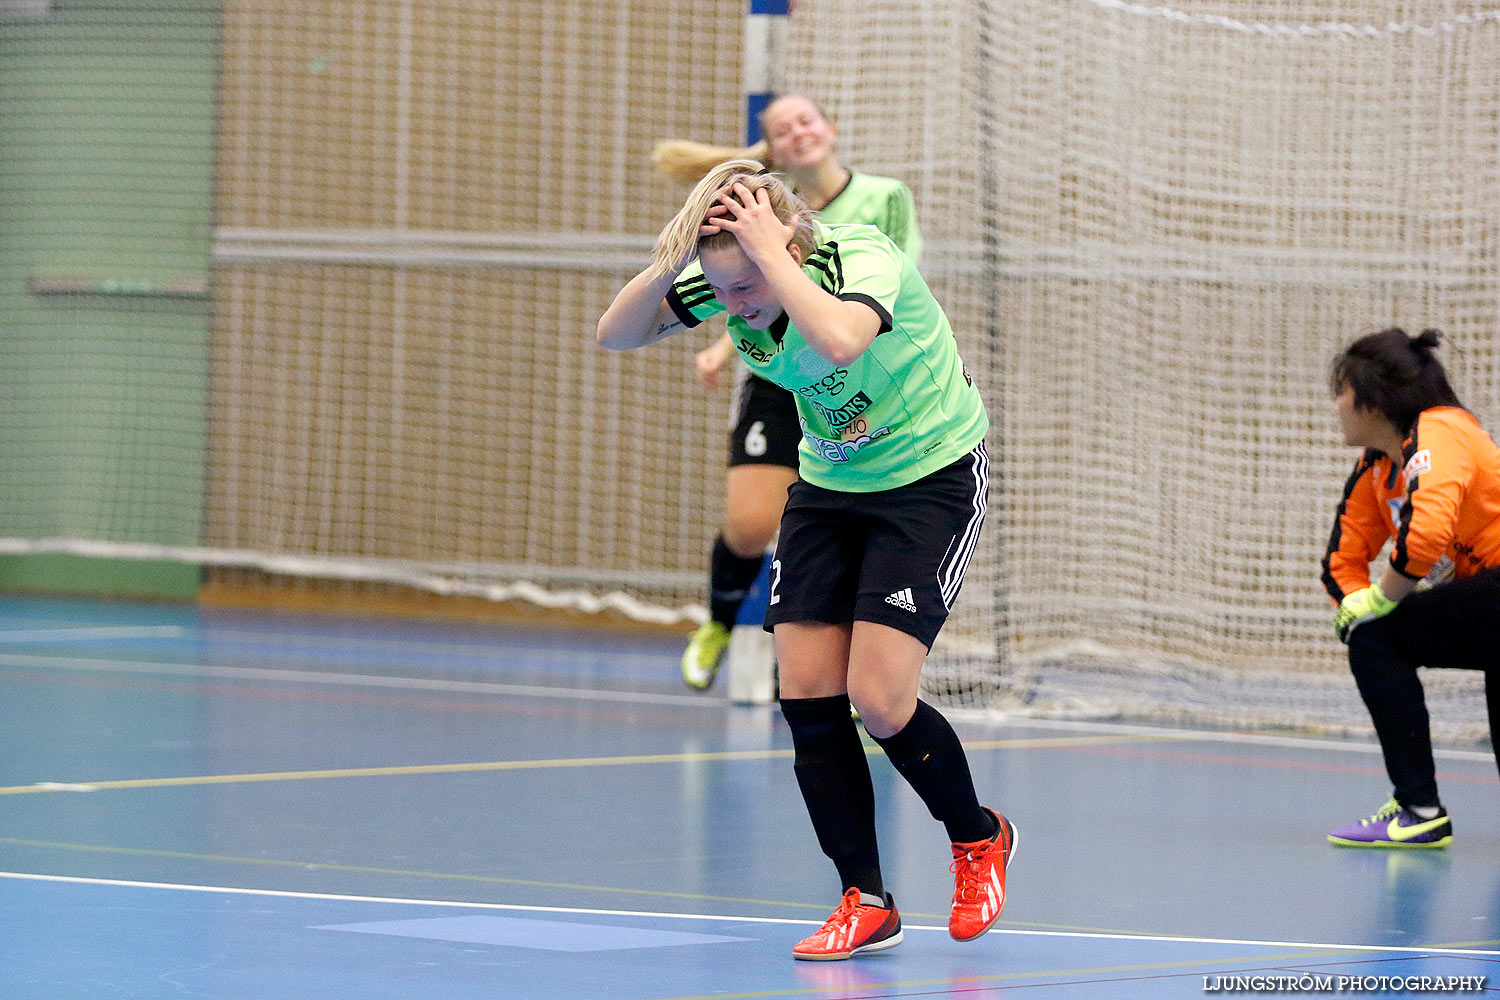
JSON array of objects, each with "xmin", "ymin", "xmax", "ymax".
[
  {"xmin": 780, "ymin": 694, "xmax": 883, "ymax": 898},
  {"xmin": 870, "ymin": 700, "xmax": 995, "ymax": 845},
  {"xmin": 709, "ymin": 535, "xmax": 766, "ymax": 629}
]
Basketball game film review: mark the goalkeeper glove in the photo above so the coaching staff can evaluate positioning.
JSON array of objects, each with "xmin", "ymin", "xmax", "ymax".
[{"xmin": 1334, "ymin": 584, "xmax": 1397, "ymax": 644}]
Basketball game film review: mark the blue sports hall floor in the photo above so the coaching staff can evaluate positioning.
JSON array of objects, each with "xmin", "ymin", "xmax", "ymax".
[{"xmin": 1, "ymin": 594, "xmax": 1496, "ymax": 999}]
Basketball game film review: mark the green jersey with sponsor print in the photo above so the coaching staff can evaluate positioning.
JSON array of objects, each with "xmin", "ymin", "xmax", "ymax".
[
  {"xmin": 816, "ymin": 172, "xmax": 922, "ymax": 265},
  {"xmin": 667, "ymin": 222, "xmax": 987, "ymax": 492}
]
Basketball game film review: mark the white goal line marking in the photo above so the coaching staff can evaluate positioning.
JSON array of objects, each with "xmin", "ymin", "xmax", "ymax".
[{"xmin": 3, "ymin": 871, "xmax": 1496, "ymax": 957}]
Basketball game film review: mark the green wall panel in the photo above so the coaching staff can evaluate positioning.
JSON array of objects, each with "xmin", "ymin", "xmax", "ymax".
[{"xmin": 0, "ymin": 2, "xmax": 216, "ymax": 597}]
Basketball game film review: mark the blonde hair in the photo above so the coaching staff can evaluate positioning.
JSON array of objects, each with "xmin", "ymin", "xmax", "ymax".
[
  {"xmin": 652, "ymin": 138, "xmax": 772, "ymax": 185},
  {"xmin": 650, "ymin": 94, "xmax": 835, "ymax": 184},
  {"xmin": 648, "ymin": 160, "xmax": 821, "ymax": 280}
]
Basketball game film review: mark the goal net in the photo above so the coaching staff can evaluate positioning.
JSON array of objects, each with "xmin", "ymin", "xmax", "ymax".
[
  {"xmin": 3, "ymin": 0, "xmax": 1496, "ymax": 740},
  {"xmin": 774, "ymin": 0, "xmax": 1499, "ymax": 739}
]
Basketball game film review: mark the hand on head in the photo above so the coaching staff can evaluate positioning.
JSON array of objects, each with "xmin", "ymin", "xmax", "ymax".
[{"xmin": 702, "ymin": 182, "xmax": 797, "ymax": 263}]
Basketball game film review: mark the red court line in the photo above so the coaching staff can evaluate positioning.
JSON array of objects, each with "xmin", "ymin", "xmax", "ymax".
[{"xmin": 1064, "ymin": 743, "xmax": 1495, "ymax": 783}]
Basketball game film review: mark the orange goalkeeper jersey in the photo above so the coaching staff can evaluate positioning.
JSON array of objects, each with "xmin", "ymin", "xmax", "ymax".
[{"xmin": 1321, "ymin": 406, "xmax": 1500, "ymax": 602}]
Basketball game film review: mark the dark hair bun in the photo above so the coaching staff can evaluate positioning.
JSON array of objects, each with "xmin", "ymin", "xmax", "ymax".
[{"xmin": 1413, "ymin": 328, "xmax": 1444, "ymax": 352}]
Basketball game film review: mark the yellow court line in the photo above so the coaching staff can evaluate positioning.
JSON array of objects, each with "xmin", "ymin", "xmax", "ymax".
[
  {"xmin": 1435, "ymin": 938, "xmax": 1500, "ymax": 949},
  {"xmin": 0, "ymin": 733, "xmax": 1181, "ymax": 796},
  {"xmin": 0, "ymin": 749, "xmax": 793, "ymax": 795}
]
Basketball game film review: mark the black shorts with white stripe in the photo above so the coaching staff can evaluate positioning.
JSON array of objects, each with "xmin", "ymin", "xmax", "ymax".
[{"xmin": 763, "ymin": 442, "xmax": 989, "ymax": 649}]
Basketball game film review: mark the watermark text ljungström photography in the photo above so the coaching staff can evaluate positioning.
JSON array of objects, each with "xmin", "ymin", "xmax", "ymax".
[{"xmin": 1203, "ymin": 974, "xmax": 1488, "ymax": 994}]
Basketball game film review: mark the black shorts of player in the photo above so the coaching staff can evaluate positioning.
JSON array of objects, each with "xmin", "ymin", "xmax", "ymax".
[
  {"xmin": 729, "ymin": 373, "xmax": 801, "ymax": 468},
  {"xmin": 763, "ymin": 442, "xmax": 989, "ymax": 649}
]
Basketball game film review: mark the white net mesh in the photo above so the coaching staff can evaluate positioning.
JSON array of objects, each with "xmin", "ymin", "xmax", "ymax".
[
  {"xmin": 3, "ymin": 1, "xmax": 1496, "ymax": 739},
  {"xmin": 777, "ymin": 0, "xmax": 1498, "ymax": 738},
  {"xmin": 208, "ymin": 1, "xmax": 745, "ymax": 622}
]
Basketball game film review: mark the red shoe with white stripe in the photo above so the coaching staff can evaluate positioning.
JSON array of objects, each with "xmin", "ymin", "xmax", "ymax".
[
  {"xmin": 948, "ymin": 807, "xmax": 1017, "ymax": 941},
  {"xmin": 792, "ymin": 887, "xmax": 903, "ymax": 960}
]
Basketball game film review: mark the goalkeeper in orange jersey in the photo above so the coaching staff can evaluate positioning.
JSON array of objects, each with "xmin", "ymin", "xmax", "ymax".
[{"xmin": 1321, "ymin": 327, "xmax": 1500, "ymax": 848}]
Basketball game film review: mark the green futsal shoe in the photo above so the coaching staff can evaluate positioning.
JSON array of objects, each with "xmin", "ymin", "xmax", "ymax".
[{"xmin": 682, "ymin": 620, "xmax": 731, "ymax": 690}]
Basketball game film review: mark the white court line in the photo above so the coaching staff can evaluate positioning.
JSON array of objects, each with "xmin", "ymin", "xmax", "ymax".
[
  {"xmin": 3, "ymin": 871, "xmax": 1497, "ymax": 958},
  {"xmin": 183, "ymin": 625, "xmax": 682, "ymax": 667},
  {"xmin": 2, "ymin": 650, "xmax": 1493, "ymax": 760},
  {"xmin": 0, "ymin": 626, "xmax": 189, "ymax": 643},
  {"xmin": 957, "ymin": 712, "xmax": 1497, "ymax": 763},
  {"xmin": 4, "ymin": 614, "xmax": 687, "ymax": 665},
  {"xmin": 0, "ymin": 652, "xmax": 730, "ymax": 709},
  {"xmin": 1, "ymin": 616, "xmax": 671, "ymax": 663}
]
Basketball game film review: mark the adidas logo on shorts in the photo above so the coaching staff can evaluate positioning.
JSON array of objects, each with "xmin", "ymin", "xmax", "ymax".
[{"xmin": 884, "ymin": 588, "xmax": 917, "ymax": 613}]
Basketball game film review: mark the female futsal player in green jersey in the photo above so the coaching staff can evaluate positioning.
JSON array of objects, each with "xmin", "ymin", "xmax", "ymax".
[
  {"xmin": 655, "ymin": 95, "xmax": 924, "ymax": 691},
  {"xmin": 598, "ymin": 161, "xmax": 1014, "ymax": 960}
]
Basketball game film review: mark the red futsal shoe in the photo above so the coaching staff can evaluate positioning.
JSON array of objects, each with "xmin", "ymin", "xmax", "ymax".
[
  {"xmin": 792, "ymin": 887, "xmax": 903, "ymax": 960},
  {"xmin": 948, "ymin": 807, "xmax": 1017, "ymax": 941}
]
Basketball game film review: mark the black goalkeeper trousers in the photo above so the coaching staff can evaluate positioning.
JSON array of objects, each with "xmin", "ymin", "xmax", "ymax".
[{"xmin": 1345, "ymin": 566, "xmax": 1500, "ymax": 808}]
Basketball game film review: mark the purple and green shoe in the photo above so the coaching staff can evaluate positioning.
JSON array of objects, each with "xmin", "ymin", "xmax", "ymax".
[{"xmin": 1328, "ymin": 798, "xmax": 1452, "ymax": 849}]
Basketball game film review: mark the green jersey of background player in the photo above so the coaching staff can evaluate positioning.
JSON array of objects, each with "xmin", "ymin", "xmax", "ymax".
[{"xmin": 815, "ymin": 171, "xmax": 921, "ymax": 263}]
